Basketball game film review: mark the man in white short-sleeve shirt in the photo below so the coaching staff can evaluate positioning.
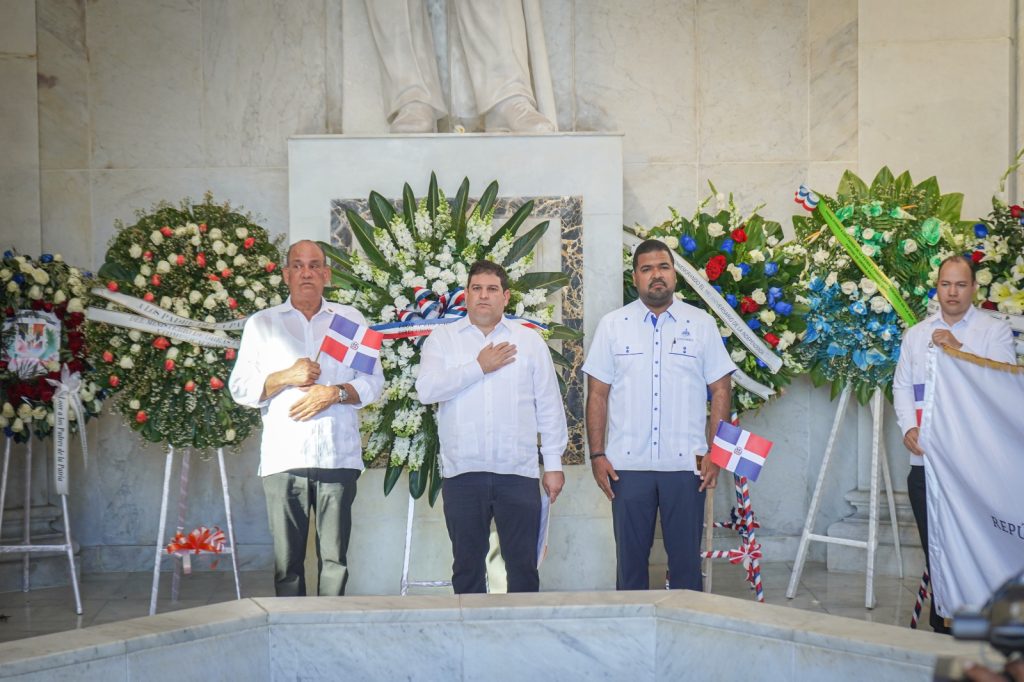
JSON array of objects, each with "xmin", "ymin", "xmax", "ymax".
[
  {"xmin": 892, "ymin": 254, "xmax": 1015, "ymax": 632},
  {"xmin": 583, "ymin": 239, "xmax": 736, "ymax": 590}
]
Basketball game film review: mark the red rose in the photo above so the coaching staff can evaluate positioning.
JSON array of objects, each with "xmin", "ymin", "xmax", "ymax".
[
  {"xmin": 40, "ymin": 387, "xmax": 54, "ymax": 403},
  {"xmin": 209, "ymin": 377, "xmax": 224, "ymax": 390},
  {"xmin": 176, "ymin": 254, "xmax": 185, "ymax": 266},
  {"xmin": 243, "ymin": 237, "xmax": 256, "ymax": 249},
  {"xmin": 731, "ymin": 228, "xmax": 748, "ymax": 243},
  {"xmin": 971, "ymin": 250, "xmax": 984, "ymax": 264},
  {"xmin": 764, "ymin": 332, "xmax": 780, "ymax": 348},
  {"xmin": 31, "ymin": 300, "xmax": 44, "ymax": 310},
  {"xmin": 160, "ymin": 226, "xmax": 173, "ymax": 237},
  {"xmin": 67, "ymin": 312, "xmax": 84, "ymax": 327},
  {"xmin": 102, "ymin": 351, "xmax": 114, "ymax": 363},
  {"xmin": 143, "ymin": 251, "xmax": 154, "ymax": 262},
  {"xmin": 109, "ymin": 375, "xmax": 120, "ymax": 388},
  {"xmin": 208, "ymin": 274, "xmax": 220, "ymax": 282},
  {"xmin": 5, "ymin": 307, "xmax": 14, "ymax": 317},
  {"xmin": 135, "ymin": 411, "xmax": 148, "ymax": 424},
  {"xmin": 740, "ymin": 297, "xmax": 760, "ymax": 314},
  {"xmin": 43, "ymin": 302, "xmax": 53, "ymax": 312},
  {"xmin": 106, "ymin": 281, "xmax": 119, "ymax": 292},
  {"xmin": 227, "ymin": 298, "xmax": 238, "ymax": 309},
  {"xmin": 265, "ymin": 262, "xmax": 276, "ymax": 273},
  {"xmin": 705, "ymin": 254, "xmax": 727, "ymax": 281},
  {"xmin": 1011, "ymin": 205, "xmax": 1023, "ymax": 219},
  {"xmin": 143, "ymin": 292, "xmax": 155, "ymax": 302},
  {"xmin": 196, "ymin": 253, "xmax": 207, "ymax": 268},
  {"xmin": 164, "ymin": 359, "xmax": 175, "ymax": 372},
  {"xmin": 151, "ymin": 274, "xmax": 161, "ymax": 287},
  {"xmin": 224, "ymin": 348, "xmax": 236, "ymax": 361},
  {"xmin": 66, "ymin": 358, "xmax": 84, "ymax": 374},
  {"xmin": 982, "ymin": 300, "xmax": 997, "ymax": 310},
  {"xmin": 184, "ymin": 380, "xmax": 196, "ymax": 393},
  {"xmin": 152, "ymin": 337, "xmax": 170, "ymax": 350},
  {"xmin": 221, "ymin": 268, "xmax": 232, "ymax": 278},
  {"xmin": 67, "ymin": 332, "xmax": 84, "ymax": 353},
  {"xmin": 199, "ymin": 223, "xmax": 208, "ymax": 232}
]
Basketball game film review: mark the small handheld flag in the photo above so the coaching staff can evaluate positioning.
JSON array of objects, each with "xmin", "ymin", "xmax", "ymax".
[
  {"xmin": 318, "ymin": 314, "xmax": 384, "ymax": 374},
  {"xmin": 708, "ymin": 421, "xmax": 773, "ymax": 482}
]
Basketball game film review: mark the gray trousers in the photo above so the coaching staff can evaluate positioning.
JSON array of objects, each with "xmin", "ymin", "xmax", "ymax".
[{"xmin": 262, "ymin": 467, "xmax": 360, "ymax": 597}]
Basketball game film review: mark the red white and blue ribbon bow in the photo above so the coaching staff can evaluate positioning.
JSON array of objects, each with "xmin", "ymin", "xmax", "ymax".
[
  {"xmin": 794, "ymin": 185, "xmax": 819, "ymax": 212},
  {"xmin": 728, "ymin": 542, "xmax": 763, "ymax": 582},
  {"xmin": 374, "ymin": 286, "xmax": 543, "ymax": 340},
  {"xmin": 166, "ymin": 526, "xmax": 225, "ymax": 574}
]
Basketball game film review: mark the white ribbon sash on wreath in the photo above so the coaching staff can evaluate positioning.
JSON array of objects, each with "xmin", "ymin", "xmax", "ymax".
[
  {"xmin": 623, "ymin": 234, "xmax": 784, "ymax": 393},
  {"xmin": 919, "ymin": 346, "xmax": 1024, "ymax": 617},
  {"xmin": 44, "ymin": 367, "xmax": 89, "ymax": 496},
  {"xmin": 86, "ymin": 307, "xmax": 239, "ymax": 349},
  {"xmin": 91, "ymin": 288, "xmax": 247, "ymax": 331}
]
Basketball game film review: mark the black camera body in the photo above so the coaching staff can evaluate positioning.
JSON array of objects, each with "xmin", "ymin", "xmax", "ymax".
[{"xmin": 952, "ymin": 568, "xmax": 1024, "ymax": 657}]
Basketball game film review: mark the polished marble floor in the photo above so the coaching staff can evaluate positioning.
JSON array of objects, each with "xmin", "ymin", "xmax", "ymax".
[{"xmin": 0, "ymin": 561, "xmax": 932, "ymax": 644}]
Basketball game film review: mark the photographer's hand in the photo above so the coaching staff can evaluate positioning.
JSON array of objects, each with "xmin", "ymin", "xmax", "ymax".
[{"xmin": 965, "ymin": 659, "xmax": 1024, "ymax": 682}]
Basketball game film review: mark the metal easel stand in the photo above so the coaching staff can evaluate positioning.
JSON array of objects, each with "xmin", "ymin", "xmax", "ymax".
[
  {"xmin": 400, "ymin": 493, "xmax": 451, "ymax": 596},
  {"xmin": 149, "ymin": 445, "xmax": 241, "ymax": 616},
  {"xmin": 786, "ymin": 386, "xmax": 903, "ymax": 609},
  {"xmin": 0, "ymin": 437, "xmax": 82, "ymax": 614}
]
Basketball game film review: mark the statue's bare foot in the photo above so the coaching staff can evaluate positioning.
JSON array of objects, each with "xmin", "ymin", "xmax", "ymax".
[
  {"xmin": 390, "ymin": 102, "xmax": 436, "ymax": 134},
  {"xmin": 484, "ymin": 96, "xmax": 555, "ymax": 133}
]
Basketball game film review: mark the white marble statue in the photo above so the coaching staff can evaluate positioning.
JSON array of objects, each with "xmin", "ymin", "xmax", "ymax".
[{"xmin": 364, "ymin": 0, "xmax": 557, "ymax": 133}]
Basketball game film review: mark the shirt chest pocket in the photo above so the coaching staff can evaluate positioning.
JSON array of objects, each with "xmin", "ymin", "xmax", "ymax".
[{"xmin": 668, "ymin": 335, "xmax": 701, "ymax": 359}]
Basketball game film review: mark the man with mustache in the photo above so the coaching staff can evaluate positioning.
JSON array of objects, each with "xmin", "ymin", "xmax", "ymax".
[
  {"xmin": 583, "ymin": 239, "xmax": 736, "ymax": 590},
  {"xmin": 893, "ymin": 254, "xmax": 1015, "ymax": 633}
]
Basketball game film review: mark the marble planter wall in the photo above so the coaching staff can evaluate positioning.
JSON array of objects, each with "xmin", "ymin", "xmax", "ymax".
[{"xmin": 0, "ymin": 0, "xmax": 1019, "ymax": 579}]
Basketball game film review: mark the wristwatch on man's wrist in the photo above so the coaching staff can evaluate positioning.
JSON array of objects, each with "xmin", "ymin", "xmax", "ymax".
[{"xmin": 336, "ymin": 385, "xmax": 349, "ymax": 404}]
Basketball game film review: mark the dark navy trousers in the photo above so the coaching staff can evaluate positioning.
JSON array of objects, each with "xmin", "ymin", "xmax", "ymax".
[
  {"xmin": 442, "ymin": 472, "xmax": 542, "ymax": 594},
  {"xmin": 611, "ymin": 470, "xmax": 706, "ymax": 591}
]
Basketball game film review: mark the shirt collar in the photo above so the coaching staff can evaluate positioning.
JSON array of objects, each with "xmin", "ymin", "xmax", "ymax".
[
  {"xmin": 283, "ymin": 296, "xmax": 333, "ymax": 319},
  {"xmin": 929, "ymin": 304, "xmax": 976, "ymax": 329},
  {"xmin": 457, "ymin": 314, "xmax": 510, "ymax": 335},
  {"xmin": 640, "ymin": 299, "xmax": 681, "ymax": 326}
]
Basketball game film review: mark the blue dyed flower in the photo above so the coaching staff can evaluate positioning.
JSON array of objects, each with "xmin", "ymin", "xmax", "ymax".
[
  {"xmin": 12, "ymin": 273, "xmax": 24, "ymax": 285},
  {"xmin": 720, "ymin": 238, "xmax": 735, "ymax": 254},
  {"xmin": 755, "ymin": 358, "xmax": 767, "ymax": 368},
  {"xmin": 852, "ymin": 349, "xmax": 869, "ymax": 371},
  {"xmin": 40, "ymin": 254, "xmax": 53, "ymax": 263},
  {"xmin": 712, "ymin": 285, "xmax": 723, "ymax": 294},
  {"xmin": 768, "ymin": 286, "xmax": 783, "ymax": 301},
  {"xmin": 804, "ymin": 326, "xmax": 819, "ymax": 343},
  {"xmin": 747, "ymin": 318, "xmax": 761, "ymax": 330},
  {"xmin": 738, "ymin": 263, "xmax": 751, "ymax": 276},
  {"xmin": 974, "ymin": 223, "xmax": 989, "ymax": 239},
  {"xmin": 849, "ymin": 301, "xmax": 867, "ymax": 316},
  {"xmin": 927, "ymin": 287, "xmax": 936, "ymax": 299},
  {"xmin": 2, "ymin": 251, "xmax": 11, "ymax": 259},
  {"xmin": 865, "ymin": 348, "xmax": 887, "ymax": 366},
  {"xmin": 764, "ymin": 262, "xmax": 779, "ymax": 276},
  {"xmin": 773, "ymin": 301, "xmax": 792, "ymax": 316},
  {"xmin": 866, "ymin": 319, "xmax": 881, "ymax": 332},
  {"xmin": 725, "ymin": 293, "xmax": 738, "ymax": 308},
  {"xmin": 827, "ymin": 342, "xmax": 848, "ymax": 357},
  {"xmin": 681, "ymin": 235, "xmax": 698, "ymax": 253},
  {"xmin": 809, "ymin": 277, "xmax": 824, "ymax": 292}
]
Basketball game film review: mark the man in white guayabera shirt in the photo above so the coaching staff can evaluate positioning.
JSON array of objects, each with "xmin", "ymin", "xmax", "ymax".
[
  {"xmin": 416, "ymin": 260, "xmax": 567, "ymax": 594},
  {"xmin": 229, "ymin": 240, "xmax": 384, "ymax": 597},
  {"xmin": 583, "ymin": 239, "xmax": 736, "ymax": 591},
  {"xmin": 893, "ymin": 254, "xmax": 1015, "ymax": 633}
]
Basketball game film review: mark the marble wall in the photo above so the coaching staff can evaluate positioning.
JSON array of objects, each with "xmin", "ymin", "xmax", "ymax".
[{"xmin": 0, "ymin": 0, "xmax": 1020, "ymax": 581}]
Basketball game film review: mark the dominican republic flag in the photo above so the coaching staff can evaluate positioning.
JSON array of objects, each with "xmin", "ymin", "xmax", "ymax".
[
  {"xmin": 319, "ymin": 314, "xmax": 383, "ymax": 374},
  {"xmin": 913, "ymin": 383, "xmax": 925, "ymax": 426},
  {"xmin": 708, "ymin": 421, "xmax": 773, "ymax": 482}
]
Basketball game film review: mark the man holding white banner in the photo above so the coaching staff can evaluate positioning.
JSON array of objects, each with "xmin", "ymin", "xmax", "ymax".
[
  {"xmin": 583, "ymin": 239, "xmax": 735, "ymax": 591},
  {"xmin": 893, "ymin": 254, "xmax": 1015, "ymax": 631},
  {"xmin": 229, "ymin": 240, "xmax": 384, "ymax": 596}
]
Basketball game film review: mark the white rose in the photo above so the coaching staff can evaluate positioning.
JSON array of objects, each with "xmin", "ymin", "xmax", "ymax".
[
  {"xmin": 5, "ymin": 282, "xmax": 17, "ymax": 293},
  {"xmin": 226, "ymin": 243, "xmax": 238, "ymax": 257},
  {"xmin": 719, "ymin": 327, "xmax": 733, "ymax": 338},
  {"xmin": 129, "ymin": 399, "xmax": 140, "ymax": 410},
  {"xmin": 269, "ymin": 294, "xmax": 282, "ymax": 306},
  {"xmin": 224, "ymin": 429, "xmax": 236, "ymax": 442},
  {"xmin": 54, "ymin": 290, "xmax": 67, "ymax": 304},
  {"xmin": 233, "ymin": 255, "xmax": 247, "ymax": 267},
  {"xmin": 660, "ymin": 236, "xmax": 679, "ymax": 250},
  {"xmin": 840, "ymin": 281, "xmax": 857, "ymax": 296},
  {"xmin": 204, "ymin": 351, "xmax": 217, "ymax": 364},
  {"xmin": 812, "ymin": 249, "xmax": 829, "ymax": 265},
  {"xmin": 860, "ymin": 278, "xmax": 878, "ymax": 296},
  {"xmin": 730, "ymin": 348, "xmax": 747, "ymax": 363},
  {"xmin": 747, "ymin": 249, "xmax": 765, "ymax": 263},
  {"xmin": 976, "ymin": 268, "xmax": 993, "ymax": 286},
  {"xmin": 903, "ymin": 240, "xmax": 918, "ymax": 255},
  {"xmin": 727, "ymin": 264, "xmax": 743, "ymax": 282},
  {"xmin": 166, "ymin": 347, "xmax": 179, "ymax": 360},
  {"xmin": 150, "ymin": 231, "xmax": 164, "ymax": 245},
  {"xmin": 141, "ymin": 264, "xmax": 153, "ymax": 276},
  {"xmin": 156, "ymin": 260, "xmax": 171, "ymax": 274},
  {"xmin": 119, "ymin": 356, "xmax": 134, "ymax": 369},
  {"xmin": 825, "ymin": 272, "xmax": 838, "ymax": 287},
  {"xmin": 269, "ymin": 275, "xmax": 281, "ymax": 287},
  {"xmin": 184, "ymin": 357, "xmax": 195, "ymax": 367},
  {"xmin": 28, "ymin": 285, "xmax": 43, "ymax": 299},
  {"xmin": 216, "ymin": 259, "xmax": 228, "ymax": 271},
  {"xmin": 32, "ymin": 269, "xmax": 50, "ymax": 285},
  {"xmin": 160, "ymin": 296, "xmax": 173, "ymax": 309},
  {"xmin": 11, "ymin": 418, "xmax": 23, "ymax": 433},
  {"xmin": 235, "ymin": 227, "xmax": 249, "ymax": 239},
  {"xmin": 205, "ymin": 315, "xmax": 217, "ymax": 324},
  {"xmin": 869, "ymin": 295, "xmax": 891, "ymax": 314},
  {"xmin": 254, "ymin": 297, "xmax": 267, "ymax": 308},
  {"xmin": 188, "ymin": 290, "xmax": 202, "ymax": 304},
  {"xmin": 243, "ymin": 288, "xmax": 255, "ymax": 300},
  {"xmin": 130, "ymin": 343, "xmax": 141, "ymax": 354},
  {"xmin": 190, "ymin": 235, "xmax": 201, "ymax": 246},
  {"xmin": 129, "ymin": 330, "xmax": 141, "ymax": 342},
  {"xmin": 751, "ymin": 288, "xmax": 767, "ymax": 305},
  {"xmin": 759, "ymin": 310, "xmax": 776, "ymax": 325},
  {"xmin": 209, "ymin": 228, "xmax": 223, "ymax": 240},
  {"xmin": 234, "ymin": 276, "xmax": 247, "ymax": 287},
  {"xmin": 1, "ymin": 403, "xmax": 13, "ymax": 419},
  {"xmin": 203, "ymin": 296, "xmax": 217, "ymax": 309},
  {"xmin": 0, "ymin": 268, "xmax": 9, "ymax": 281},
  {"xmin": 707, "ymin": 222, "xmax": 725, "ymax": 238},
  {"xmin": 67, "ymin": 297, "xmax": 84, "ymax": 313},
  {"xmin": 213, "ymin": 241, "xmax": 226, "ymax": 255},
  {"xmin": 17, "ymin": 404, "xmax": 32, "ymax": 421},
  {"xmin": 32, "ymin": 405, "xmax": 47, "ymax": 420},
  {"xmin": 134, "ymin": 274, "xmax": 147, "ymax": 288}
]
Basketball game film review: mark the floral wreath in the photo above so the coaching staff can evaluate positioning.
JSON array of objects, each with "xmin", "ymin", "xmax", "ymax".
[
  {"xmin": 86, "ymin": 194, "xmax": 287, "ymax": 449},
  {"xmin": 792, "ymin": 168, "xmax": 969, "ymax": 403},
  {"xmin": 324, "ymin": 173, "xmax": 578, "ymax": 503},
  {"xmin": 0, "ymin": 252, "xmax": 103, "ymax": 442},
  {"xmin": 625, "ymin": 187, "xmax": 808, "ymax": 415}
]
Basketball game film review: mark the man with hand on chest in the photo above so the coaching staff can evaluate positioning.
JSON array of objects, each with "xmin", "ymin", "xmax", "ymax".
[
  {"xmin": 416, "ymin": 259, "xmax": 567, "ymax": 594},
  {"xmin": 583, "ymin": 238, "xmax": 736, "ymax": 591},
  {"xmin": 229, "ymin": 240, "xmax": 384, "ymax": 597}
]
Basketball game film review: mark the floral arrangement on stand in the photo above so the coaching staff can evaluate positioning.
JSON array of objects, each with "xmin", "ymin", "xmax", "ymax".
[
  {"xmin": 961, "ymin": 198, "xmax": 1024, "ymax": 317},
  {"xmin": 624, "ymin": 188, "xmax": 808, "ymax": 415},
  {"xmin": 323, "ymin": 173, "xmax": 577, "ymax": 503},
  {"xmin": 0, "ymin": 251, "xmax": 104, "ymax": 442},
  {"xmin": 85, "ymin": 194, "xmax": 287, "ymax": 449},
  {"xmin": 792, "ymin": 168, "xmax": 970, "ymax": 404}
]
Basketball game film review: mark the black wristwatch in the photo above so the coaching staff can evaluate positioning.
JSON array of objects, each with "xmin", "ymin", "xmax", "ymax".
[{"xmin": 590, "ymin": 453, "xmax": 607, "ymax": 460}]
